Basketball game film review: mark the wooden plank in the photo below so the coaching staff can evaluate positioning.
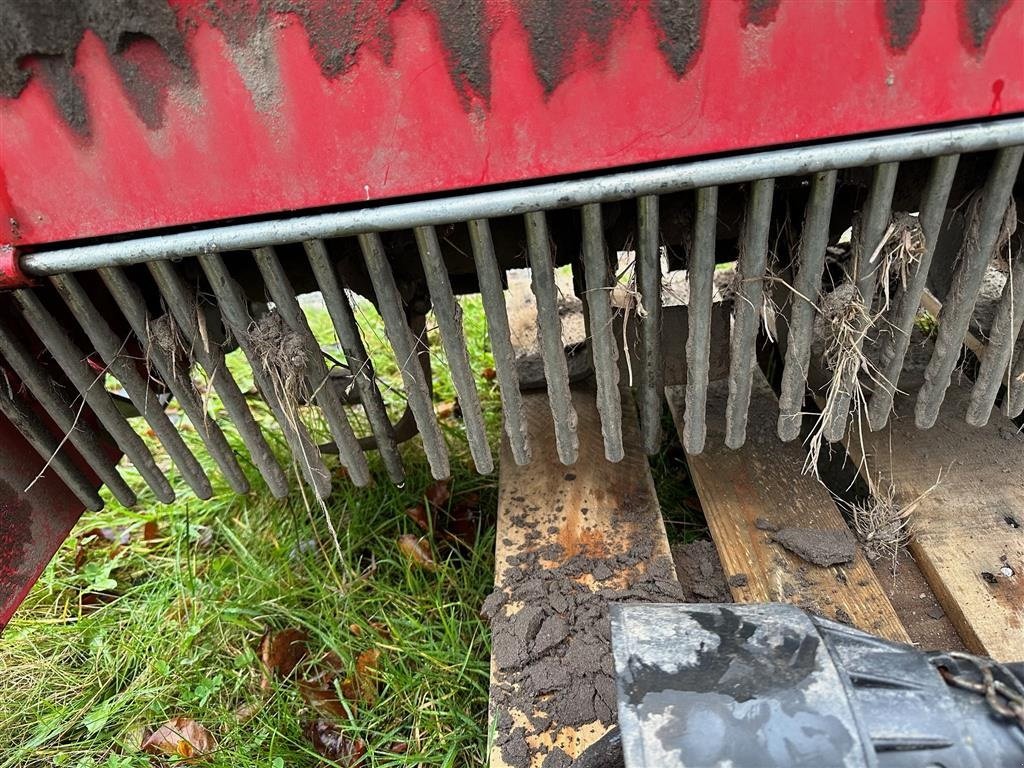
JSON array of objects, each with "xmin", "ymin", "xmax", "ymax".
[
  {"xmin": 488, "ymin": 383, "xmax": 680, "ymax": 768},
  {"xmin": 847, "ymin": 381, "xmax": 1024, "ymax": 660},
  {"xmin": 669, "ymin": 374, "xmax": 910, "ymax": 643}
]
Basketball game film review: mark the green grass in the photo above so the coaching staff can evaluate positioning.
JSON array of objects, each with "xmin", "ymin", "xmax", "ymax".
[{"xmin": 0, "ymin": 296, "xmax": 502, "ymax": 768}]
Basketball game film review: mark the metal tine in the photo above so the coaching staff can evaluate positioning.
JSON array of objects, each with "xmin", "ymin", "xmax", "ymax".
[
  {"xmin": 967, "ymin": 233, "xmax": 1024, "ymax": 425},
  {"xmin": 580, "ymin": 204, "xmax": 623, "ymax": 462},
  {"xmin": 50, "ymin": 273, "xmax": 214, "ymax": 500},
  {"xmin": 467, "ymin": 220, "xmax": 530, "ymax": 465},
  {"xmin": 359, "ymin": 232, "xmax": 451, "ymax": 480},
  {"xmin": 1006, "ymin": 333, "xmax": 1024, "ymax": 418},
  {"xmin": 725, "ymin": 178, "xmax": 775, "ymax": 449},
  {"xmin": 823, "ymin": 162, "xmax": 900, "ymax": 442},
  {"xmin": 0, "ymin": 379, "xmax": 104, "ymax": 511},
  {"xmin": 0, "ymin": 327, "xmax": 137, "ymax": 507},
  {"xmin": 414, "ymin": 226, "xmax": 494, "ymax": 474},
  {"xmin": 524, "ymin": 210, "xmax": 579, "ymax": 465},
  {"xmin": 916, "ymin": 146, "xmax": 1024, "ymax": 429},
  {"xmin": 197, "ymin": 252, "xmax": 332, "ymax": 498},
  {"xmin": 252, "ymin": 246, "xmax": 371, "ymax": 487},
  {"xmin": 637, "ymin": 195, "xmax": 662, "ymax": 455},
  {"xmin": 147, "ymin": 260, "xmax": 289, "ymax": 498},
  {"xmin": 304, "ymin": 240, "xmax": 405, "ymax": 484},
  {"xmin": 777, "ymin": 170, "xmax": 838, "ymax": 442},
  {"xmin": 854, "ymin": 162, "xmax": 901, "ymax": 311},
  {"xmin": 683, "ymin": 186, "xmax": 719, "ymax": 455},
  {"xmin": 98, "ymin": 266, "xmax": 250, "ymax": 494},
  {"xmin": 866, "ymin": 155, "xmax": 959, "ymax": 431},
  {"xmin": 11, "ymin": 289, "xmax": 175, "ymax": 503}
]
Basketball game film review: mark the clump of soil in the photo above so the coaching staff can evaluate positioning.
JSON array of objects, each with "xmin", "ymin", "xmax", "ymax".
[
  {"xmin": 248, "ymin": 310, "xmax": 308, "ymax": 403},
  {"xmin": 484, "ymin": 540, "xmax": 684, "ymax": 767},
  {"xmin": 672, "ymin": 539, "xmax": 731, "ymax": 602},
  {"xmin": 771, "ymin": 527, "xmax": 856, "ymax": 567}
]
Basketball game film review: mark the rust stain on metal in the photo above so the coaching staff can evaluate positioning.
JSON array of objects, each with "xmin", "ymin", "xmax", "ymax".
[{"xmin": 883, "ymin": 0, "xmax": 923, "ymax": 51}]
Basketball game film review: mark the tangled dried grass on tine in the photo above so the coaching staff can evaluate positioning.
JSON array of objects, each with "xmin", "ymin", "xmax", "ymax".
[{"xmin": 870, "ymin": 212, "xmax": 926, "ymax": 313}]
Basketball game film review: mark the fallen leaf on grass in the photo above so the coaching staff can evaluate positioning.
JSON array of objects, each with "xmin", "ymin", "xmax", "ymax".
[
  {"xmin": 397, "ymin": 534, "xmax": 437, "ymax": 571},
  {"xmin": 259, "ymin": 628, "xmax": 309, "ymax": 690},
  {"xmin": 306, "ymin": 719, "xmax": 365, "ymax": 765},
  {"xmin": 444, "ymin": 492, "xmax": 481, "ymax": 547},
  {"xmin": 405, "ymin": 503, "xmax": 430, "ymax": 532},
  {"xmin": 298, "ymin": 651, "xmax": 349, "ymax": 720},
  {"xmin": 481, "ymin": 366, "xmax": 497, "ymax": 381},
  {"xmin": 141, "ymin": 717, "xmax": 216, "ymax": 761},
  {"xmin": 424, "ymin": 479, "xmax": 451, "ymax": 509},
  {"xmin": 340, "ymin": 649, "xmax": 381, "ymax": 706}
]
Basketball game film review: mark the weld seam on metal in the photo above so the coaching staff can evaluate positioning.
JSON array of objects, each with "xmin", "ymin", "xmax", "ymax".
[
  {"xmin": 21, "ymin": 119, "xmax": 1024, "ymax": 277},
  {"xmin": 866, "ymin": 155, "xmax": 960, "ymax": 431},
  {"xmin": 916, "ymin": 146, "xmax": 1024, "ymax": 429},
  {"xmin": 359, "ymin": 232, "xmax": 450, "ymax": 479},
  {"xmin": 468, "ymin": 220, "xmax": 529, "ymax": 464},
  {"xmin": 305, "ymin": 239, "xmax": 405, "ymax": 483},
  {"xmin": 414, "ymin": 226, "xmax": 494, "ymax": 475},
  {"xmin": 581, "ymin": 203, "xmax": 624, "ymax": 462},
  {"xmin": 97, "ymin": 266, "xmax": 250, "ymax": 494},
  {"xmin": 777, "ymin": 170, "xmax": 838, "ymax": 442},
  {"xmin": 51, "ymin": 273, "xmax": 214, "ymax": 499},
  {"xmin": 0, "ymin": 324, "xmax": 136, "ymax": 507},
  {"xmin": 147, "ymin": 260, "xmax": 289, "ymax": 498},
  {"xmin": 683, "ymin": 186, "xmax": 718, "ymax": 455},
  {"xmin": 11, "ymin": 289, "xmax": 175, "ymax": 503},
  {"xmin": 525, "ymin": 211, "xmax": 579, "ymax": 465},
  {"xmin": 725, "ymin": 178, "xmax": 775, "ymax": 449},
  {"xmin": 0, "ymin": 382, "xmax": 104, "ymax": 510},
  {"xmin": 637, "ymin": 195, "xmax": 663, "ymax": 455},
  {"xmin": 967, "ymin": 232, "xmax": 1024, "ymax": 425},
  {"xmin": 197, "ymin": 252, "xmax": 333, "ymax": 498},
  {"xmin": 252, "ymin": 246, "xmax": 371, "ymax": 487}
]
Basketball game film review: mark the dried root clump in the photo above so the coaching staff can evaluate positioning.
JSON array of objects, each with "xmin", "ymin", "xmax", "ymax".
[
  {"xmin": 872, "ymin": 212, "xmax": 926, "ymax": 312},
  {"xmin": 248, "ymin": 309, "xmax": 309, "ymax": 406},
  {"xmin": 846, "ymin": 483, "xmax": 912, "ymax": 578}
]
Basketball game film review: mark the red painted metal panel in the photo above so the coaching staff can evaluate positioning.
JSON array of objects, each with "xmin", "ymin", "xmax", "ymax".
[
  {"xmin": 1, "ymin": 0, "xmax": 1022, "ymax": 249},
  {"xmin": 0, "ymin": 414, "xmax": 86, "ymax": 631}
]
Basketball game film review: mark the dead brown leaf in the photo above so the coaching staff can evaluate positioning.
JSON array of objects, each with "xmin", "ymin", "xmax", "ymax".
[
  {"xmin": 259, "ymin": 628, "xmax": 309, "ymax": 689},
  {"xmin": 141, "ymin": 717, "xmax": 216, "ymax": 761},
  {"xmin": 405, "ymin": 503, "xmax": 430, "ymax": 532},
  {"xmin": 339, "ymin": 648, "xmax": 380, "ymax": 706},
  {"xmin": 424, "ymin": 479, "xmax": 451, "ymax": 510},
  {"xmin": 481, "ymin": 366, "xmax": 497, "ymax": 381},
  {"xmin": 397, "ymin": 534, "xmax": 437, "ymax": 571},
  {"xmin": 306, "ymin": 719, "xmax": 366, "ymax": 765},
  {"xmin": 298, "ymin": 679, "xmax": 349, "ymax": 721},
  {"xmin": 142, "ymin": 521, "xmax": 160, "ymax": 541}
]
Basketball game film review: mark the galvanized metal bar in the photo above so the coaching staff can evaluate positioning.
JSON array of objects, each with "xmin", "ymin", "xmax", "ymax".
[
  {"xmin": 725, "ymin": 178, "xmax": 775, "ymax": 449},
  {"xmin": 304, "ymin": 239, "xmax": 405, "ymax": 484},
  {"xmin": 21, "ymin": 119, "xmax": 1024, "ymax": 276},
  {"xmin": 252, "ymin": 246, "xmax": 371, "ymax": 487},
  {"xmin": 777, "ymin": 170, "xmax": 838, "ymax": 442},
  {"xmin": 854, "ymin": 162, "xmax": 901, "ymax": 310},
  {"xmin": 11, "ymin": 289, "xmax": 175, "ymax": 503},
  {"xmin": 97, "ymin": 266, "xmax": 250, "ymax": 494},
  {"xmin": 1006, "ymin": 333, "xmax": 1024, "ymax": 418},
  {"xmin": 359, "ymin": 232, "xmax": 451, "ymax": 479},
  {"xmin": 147, "ymin": 260, "xmax": 289, "ymax": 498},
  {"xmin": 683, "ymin": 186, "xmax": 718, "ymax": 455},
  {"xmin": 581, "ymin": 203, "xmax": 623, "ymax": 462},
  {"xmin": 467, "ymin": 220, "xmax": 530, "ymax": 465},
  {"xmin": 414, "ymin": 226, "xmax": 494, "ymax": 474},
  {"xmin": 50, "ymin": 273, "xmax": 214, "ymax": 499},
  {"xmin": 0, "ymin": 381, "xmax": 104, "ymax": 511},
  {"xmin": 637, "ymin": 195, "xmax": 662, "ymax": 455},
  {"xmin": 916, "ymin": 146, "xmax": 1024, "ymax": 429},
  {"xmin": 866, "ymin": 155, "xmax": 960, "ymax": 431},
  {"xmin": 0, "ymin": 326, "xmax": 137, "ymax": 507},
  {"xmin": 525, "ymin": 210, "xmax": 579, "ymax": 465},
  {"xmin": 967, "ymin": 238, "xmax": 1024, "ymax": 426},
  {"xmin": 197, "ymin": 252, "xmax": 333, "ymax": 498}
]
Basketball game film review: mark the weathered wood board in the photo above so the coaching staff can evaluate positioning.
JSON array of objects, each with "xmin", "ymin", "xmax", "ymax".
[
  {"xmin": 669, "ymin": 374, "xmax": 910, "ymax": 643},
  {"xmin": 847, "ymin": 380, "xmax": 1024, "ymax": 660}
]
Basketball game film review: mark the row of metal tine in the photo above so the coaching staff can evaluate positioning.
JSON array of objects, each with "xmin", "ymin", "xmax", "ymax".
[{"xmin": 1, "ymin": 147, "xmax": 1022, "ymax": 509}]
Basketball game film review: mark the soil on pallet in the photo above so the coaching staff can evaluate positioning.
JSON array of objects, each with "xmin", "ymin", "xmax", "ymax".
[{"xmin": 671, "ymin": 539, "xmax": 732, "ymax": 602}]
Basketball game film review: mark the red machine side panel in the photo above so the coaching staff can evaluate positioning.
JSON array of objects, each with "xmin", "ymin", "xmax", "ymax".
[{"xmin": 1, "ymin": 0, "xmax": 1022, "ymax": 248}]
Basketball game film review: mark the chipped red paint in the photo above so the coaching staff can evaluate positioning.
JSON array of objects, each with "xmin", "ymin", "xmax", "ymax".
[
  {"xmin": 0, "ymin": 414, "xmax": 87, "ymax": 632},
  {"xmin": 1, "ymin": 0, "xmax": 1022, "ymax": 250}
]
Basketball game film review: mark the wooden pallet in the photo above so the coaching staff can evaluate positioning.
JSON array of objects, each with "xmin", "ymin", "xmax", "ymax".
[
  {"xmin": 845, "ymin": 380, "xmax": 1024, "ymax": 660},
  {"xmin": 668, "ymin": 372, "xmax": 910, "ymax": 643}
]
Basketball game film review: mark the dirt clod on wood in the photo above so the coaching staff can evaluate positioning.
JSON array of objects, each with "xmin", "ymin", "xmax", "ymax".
[
  {"xmin": 771, "ymin": 527, "xmax": 856, "ymax": 567},
  {"xmin": 727, "ymin": 573, "xmax": 748, "ymax": 588},
  {"xmin": 486, "ymin": 521, "xmax": 684, "ymax": 767},
  {"xmin": 672, "ymin": 539, "xmax": 731, "ymax": 602},
  {"xmin": 754, "ymin": 517, "xmax": 778, "ymax": 532}
]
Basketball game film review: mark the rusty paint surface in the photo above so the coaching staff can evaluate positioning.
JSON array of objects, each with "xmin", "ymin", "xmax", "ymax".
[{"xmin": 0, "ymin": 0, "xmax": 1022, "ymax": 248}]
